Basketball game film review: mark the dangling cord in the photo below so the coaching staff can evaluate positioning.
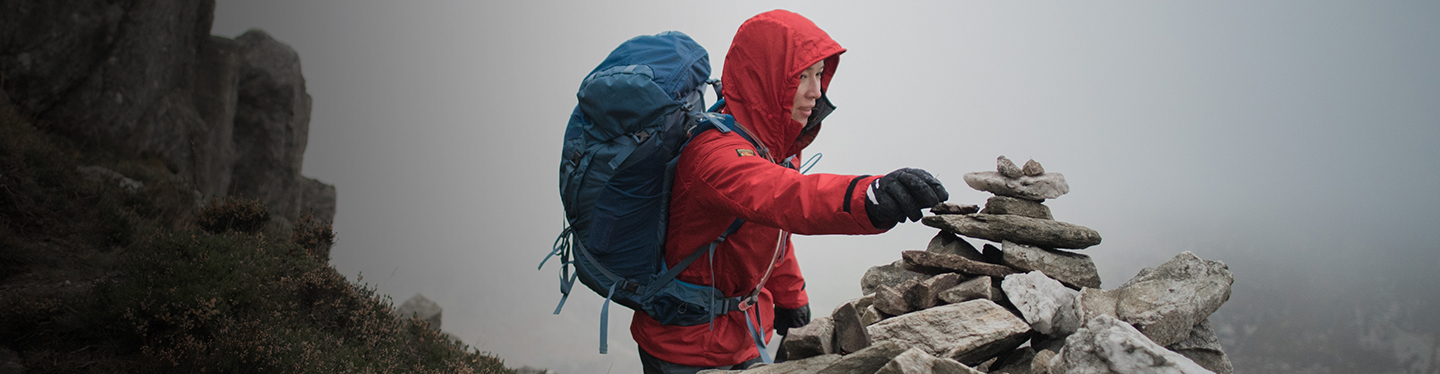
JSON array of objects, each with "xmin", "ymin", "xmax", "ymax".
[
  {"xmin": 543, "ymin": 224, "xmax": 577, "ymax": 314},
  {"xmin": 799, "ymin": 153, "xmax": 823, "ymax": 174}
]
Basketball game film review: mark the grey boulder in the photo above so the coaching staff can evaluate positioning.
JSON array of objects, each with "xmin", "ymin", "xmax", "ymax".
[
  {"xmin": 1052, "ymin": 314, "xmax": 1214, "ymax": 374},
  {"xmin": 1022, "ymin": 159, "xmax": 1045, "ymax": 176},
  {"xmin": 922, "ymin": 214, "xmax": 1101, "ymax": 250},
  {"xmin": 863, "ymin": 260, "xmax": 929, "ymax": 295},
  {"xmin": 997, "ymin": 156, "xmax": 1024, "ymax": 178},
  {"xmin": 1000, "ymin": 241, "xmax": 1101, "ymax": 289},
  {"xmin": 1112, "ymin": 251, "xmax": 1233, "ymax": 346},
  {"xmin": 740, "ymin": 354, "xmax": 842, "ymax": 374},
  {"xmin": 831, "ymin": 302, "xmax": 872, "ymax": 355},
  {"xmin": 1001, "ymin": 271, "xmax": 1082, "ymax": 337},
  {"xmin": 981, "ymin": 196, "xmax": 1053, "ymax": 220},
  {"xmin": 867, "ymin": 299, "xmax": 1031, "ymax": 366},
  {"xmin": 397, "ymin": 293, "xmax": 442, "ymax": 330},
  {"xmin": 876, "ymin": 347, "xmax": 982, "ymax": 374},
  {"xmin": 874, "ymin": 283, "xmax": 914, "ymax": 316},
  {"xmin": 782, "ymin": 316, "xmax": 834, "ymax": 360},
  {"xmin": 902, "ymin": 250, "xmax": 1021, "ymax": 278},
  {"xmin": 962, "ymin": 171, "xmax": 1069, "ymax": 201},
  {"xmin": 817, "ymin": 341, "xmax": 907, "ymax": 374},
  {"xmin": 926, "ymin": 232, "xmax": 987, "ymax": 262},
  {"xmin": 862, "ymin": 305, "xmax": 886, "ymax": 326},
  {"xmin": 1166, "ymin": 319, "xmax": 1233, "ymax": 374},
  {"xmin": 905, "ymin": 273, "xmax": 963, "ymax": 311},
  {"xmin": 938, "ymin": 276, "xmax": 993, "ymax": 305}
]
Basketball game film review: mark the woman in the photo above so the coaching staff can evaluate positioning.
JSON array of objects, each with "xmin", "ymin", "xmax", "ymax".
[{"xmin": 632, "ymin": 10, "xmax": 948, "ymax": 373}]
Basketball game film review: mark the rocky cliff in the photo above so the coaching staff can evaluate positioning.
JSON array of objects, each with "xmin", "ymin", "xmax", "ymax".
[{"xmin": 1, "ymin": 0, "xmax": 334, "ymax": 231}]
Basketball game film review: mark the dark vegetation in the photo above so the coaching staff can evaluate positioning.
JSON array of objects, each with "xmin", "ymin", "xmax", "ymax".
[{"xmin": 0, "ymin": 94, "xmax": 511, "ymax": 372}]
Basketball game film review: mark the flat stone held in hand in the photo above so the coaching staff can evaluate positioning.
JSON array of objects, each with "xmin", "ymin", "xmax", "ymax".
[
  {"xmin": 931, "ymin": 202, "xmax": 980, "ymax": 215},
  {"xmin": 963, "ymin": 171, "xmax": 1069, "ymax": 201},
  {"xmin": 922, "ymin": 214, "xmax": 1102, "ymax": 250}
]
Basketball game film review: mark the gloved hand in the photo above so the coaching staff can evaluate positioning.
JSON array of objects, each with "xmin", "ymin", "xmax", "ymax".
[
  {"xmin": 773, "ymin": 304, "xmax": 811, "ymax": 337},
  {"xmin": 866, "ymin": 168, "xmax": 949, "ymax": 229}
]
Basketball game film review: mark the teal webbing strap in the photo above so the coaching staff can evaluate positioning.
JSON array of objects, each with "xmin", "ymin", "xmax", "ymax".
[
  {"xmin": 599, "ymin": 281, "xmax": 618, "ymax": 354},
  {"xmin": 742, "ymin": 306, "xmax": 773, "ymax": 364}
]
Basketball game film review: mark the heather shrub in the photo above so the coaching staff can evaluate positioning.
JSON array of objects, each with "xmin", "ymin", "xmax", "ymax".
[
  {"xmin": 292, "ymin": 211, "xmax": 336, "ymax": 261},
  {"xmin": 197, "ymin": 197, "xmax": 271, "ymax": 234}
]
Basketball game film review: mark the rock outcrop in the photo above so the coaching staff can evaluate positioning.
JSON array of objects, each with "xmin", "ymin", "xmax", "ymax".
[
  {"xmin": 726, "ymin": 157, "xmax": 1235, "ymax": 374},
  {"xmin": 1, "ymin": 0, "xmax": 334, "ymax": 233},
  {"xmin": 397, "ymin": 293, "xmax": 443, "ymax": 330},
  {"xmin": 1051, "ymin": 315, "xmax": 1214, "ymax": 374}
]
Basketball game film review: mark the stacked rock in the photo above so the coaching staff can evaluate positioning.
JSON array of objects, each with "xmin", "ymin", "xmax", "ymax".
[{"xmin": 705, "ymin": 157, "xmax": 1236, "ymax": 374}]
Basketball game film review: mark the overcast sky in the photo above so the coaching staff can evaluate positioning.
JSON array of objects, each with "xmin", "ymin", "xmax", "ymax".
[{"xmin": 214, "ymin": 1, "xmax": 1440, "ymax": 372}]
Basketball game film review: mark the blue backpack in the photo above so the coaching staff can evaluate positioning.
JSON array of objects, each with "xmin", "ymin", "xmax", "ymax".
[{"xmin": 540, "ymin": 31, "xmax": 772, "ymax": 357}]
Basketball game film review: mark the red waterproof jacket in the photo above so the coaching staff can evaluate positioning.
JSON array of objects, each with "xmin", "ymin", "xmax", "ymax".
[{"xmin": 631, "ymin": 10, "xmax": 888, "ymax": 367}]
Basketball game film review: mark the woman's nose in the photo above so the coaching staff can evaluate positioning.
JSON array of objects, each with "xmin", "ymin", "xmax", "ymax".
[{"xmin": 802, "ymin": 80, "xmax": 822, "ymax": 99}]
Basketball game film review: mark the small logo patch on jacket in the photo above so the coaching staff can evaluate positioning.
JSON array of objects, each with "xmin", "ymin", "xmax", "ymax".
[{"xmin": 735, "ymin": 149, "xmax": 756, "ymax": 157}]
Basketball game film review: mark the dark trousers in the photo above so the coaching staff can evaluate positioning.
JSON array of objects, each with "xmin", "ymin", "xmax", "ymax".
[{"xmin": 638, "ymin": 346, "xmax": 764, "ymax": 374}]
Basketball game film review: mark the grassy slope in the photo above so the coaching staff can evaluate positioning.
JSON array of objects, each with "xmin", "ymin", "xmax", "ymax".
[{"xmin": 0, "ymin": 93, "xmax": 514, "ymax": 373}]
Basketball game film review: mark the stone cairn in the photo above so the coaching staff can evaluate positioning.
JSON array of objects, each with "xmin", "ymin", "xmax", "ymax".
[{"xmin": 704, "ymin": 156, "xmax": 1235, "ymax": 374}]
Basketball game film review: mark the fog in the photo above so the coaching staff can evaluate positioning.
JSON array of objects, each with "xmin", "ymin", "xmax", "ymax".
[{"xmin": 214, "ymin": 1, "xmax": 1440, "ymax": 373}]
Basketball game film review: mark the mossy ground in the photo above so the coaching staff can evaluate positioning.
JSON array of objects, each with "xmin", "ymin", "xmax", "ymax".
[{"xmin": 0, "ymin": 94, "xmax": 513, "ymax": 373}]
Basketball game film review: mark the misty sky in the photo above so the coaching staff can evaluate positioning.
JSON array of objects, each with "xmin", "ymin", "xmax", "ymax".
[{"xmin": 213, "ymin": 2, "xmax": 1440, "ymax": 373}]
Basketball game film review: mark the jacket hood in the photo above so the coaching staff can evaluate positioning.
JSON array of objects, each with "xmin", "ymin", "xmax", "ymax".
[{"xmin": 721, "ymin": 10, "xmax": 845, "ymax": 161}]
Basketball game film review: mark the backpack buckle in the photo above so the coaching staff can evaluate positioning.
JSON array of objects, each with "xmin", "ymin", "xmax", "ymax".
[{"xmin": 737, "ymin": 295, "xmax": 758, "ymax": 311}]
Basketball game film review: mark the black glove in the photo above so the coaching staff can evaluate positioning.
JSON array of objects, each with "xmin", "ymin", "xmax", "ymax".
[
  {"xmin": 865, "ymin": 168, "xmax": 949, "ymax": 229},
  {"xmin": 773, "ymin": 304, "xmax": 811, "ymax": 337}
]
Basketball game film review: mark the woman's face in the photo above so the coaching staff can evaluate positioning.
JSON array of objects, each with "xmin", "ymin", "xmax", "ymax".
[{"xmin": 791, "ymin": 60, "xmax": 825, "ymax": 125}]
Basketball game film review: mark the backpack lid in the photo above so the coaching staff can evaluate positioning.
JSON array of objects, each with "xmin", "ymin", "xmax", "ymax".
[{"xmin": 576, "ymin": 32, "xmax": 711, "ymax": 142}]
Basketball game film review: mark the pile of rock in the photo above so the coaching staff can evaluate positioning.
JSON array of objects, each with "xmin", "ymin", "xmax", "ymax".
[{"xmin": 706, "ymin": 157, "xmax": 1235, "ymax": 374}]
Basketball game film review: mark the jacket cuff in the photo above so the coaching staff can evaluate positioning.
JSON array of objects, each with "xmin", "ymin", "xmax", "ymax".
[{"xmin": 848, "ymin": 175, "xmax": 887, "ymax": 232}]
